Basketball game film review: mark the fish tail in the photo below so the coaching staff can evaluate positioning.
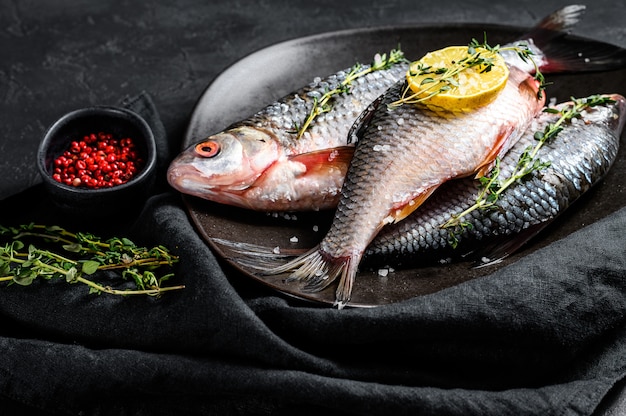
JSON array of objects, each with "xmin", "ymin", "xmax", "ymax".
[
  {"xmin": 518, "ymin": 4, "xmax": 626, "ymax": 73},
  {"xmin": 527, "ymin": 4, "xmax": 585, "ymax": 34},
  {"xmin": 283, "ymin": 250, "xmax": 357, "ymax": 309},
  {"xmin": 283, "ymin": 249, "xmax": 332, "ymax": 284},
  {"xmin": 333, "ymin": 258, "xmax": 358, "ymax": 310}
]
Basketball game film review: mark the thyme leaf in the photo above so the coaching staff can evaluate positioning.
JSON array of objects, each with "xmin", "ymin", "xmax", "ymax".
[{"xmin": 0, "ymin": 224, "xmax": 183, "ymax": 296}]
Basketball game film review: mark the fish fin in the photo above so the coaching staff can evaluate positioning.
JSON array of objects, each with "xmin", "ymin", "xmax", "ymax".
[
  {"xmin": 522, "ymin": 5, "xmax": 626, "ymax": 73},
  {"xmin": 210, "ymin": 238, "xmax": 305, "ymax": 270},
  {"xmin": 536, "ymin": 33, "xmax": 626, "ymax": 74},
  {"xmin": 281, "ymin": 249, "xmax": 357, "ymax": 309},
  {"xmin": 347, "ymin": 94, "xmax": 386, "ymax": 144},
  {"xmin": 522, "ymin": 4, "xmax": 585, "ymax": 38},
  {"xmin": 334, "ymin": 257, "xmax": 359, "ymax": 309},
  {"xmin": 287, "ymin": 146, "xmax": 355, "ymax": 175},
  {"xmin": 216, "ymin": 237, "xmax": 358, "ymax": 308},
  {"xmin": 390, "ymin": 185, "xmax": 440, "ymax": 223},
  {"xmin": 472, "ymin": 220, "xmax": 555, "ymax": 268},
  {"xmin": 474, "ymin": 124, "xmax": 514, "ymax": 178}
]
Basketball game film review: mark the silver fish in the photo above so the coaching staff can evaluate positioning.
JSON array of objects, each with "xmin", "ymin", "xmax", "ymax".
[
  {"xmin": 168, "ymin": 51, "xmax": 409, "ymax": 211},
  {"xmin": 363, "ymin": 94, "xmax": 625, "ymax": 268}
]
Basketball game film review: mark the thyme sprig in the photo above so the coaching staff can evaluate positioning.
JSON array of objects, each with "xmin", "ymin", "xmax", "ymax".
[
  {"xmin": 469, "ymin": 36, "xmax": 547, "ymax": 99},
  {"xmin": 296, "ymin": 48, "xmax": 406, "ymax": 138},
  {"xmin": 391, "ymin": 35, "xmax": 546, "ymax": 108},
  {"xmin": 441, "ymin": 94, "xmax": 615, "ymax": 234},
  {"xmin": 0, "ymin": 224, "xmax": 183, "ymax": 296}
]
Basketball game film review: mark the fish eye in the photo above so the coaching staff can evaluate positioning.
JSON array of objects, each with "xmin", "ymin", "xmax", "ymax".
[{"xmin": 195, "ymin": 141, "xmax": 220, "ymax": 158}]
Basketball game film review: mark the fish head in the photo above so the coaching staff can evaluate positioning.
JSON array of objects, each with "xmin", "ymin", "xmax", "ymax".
[{"xmin": 167, "ymin": 126, "xmax": 280, "ymax": 205}]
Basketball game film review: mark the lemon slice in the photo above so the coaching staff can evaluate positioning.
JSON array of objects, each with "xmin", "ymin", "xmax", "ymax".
[{"xmin": 405, "ymin": 46, "xmax": 509, "ymax": 112}]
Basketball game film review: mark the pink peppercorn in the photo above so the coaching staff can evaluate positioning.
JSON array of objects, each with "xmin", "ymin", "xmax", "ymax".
[{"xmin": 52, "ymin": 132, "xmax": 144, "ymax": 189}]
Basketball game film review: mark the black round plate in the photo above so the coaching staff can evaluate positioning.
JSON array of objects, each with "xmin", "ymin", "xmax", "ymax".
[{"xmin": 182, "ymin": 24, "xmax": 626, "ymax": 307}]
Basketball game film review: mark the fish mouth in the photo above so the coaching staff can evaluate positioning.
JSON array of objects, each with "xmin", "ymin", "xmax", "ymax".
[
  {"xmin": 167, "ymin": 163, "xmax": 254, "ymax": 207},
  {"xmin": 167, "ymin": 164, "xmax": 219, "ymax": 195}
]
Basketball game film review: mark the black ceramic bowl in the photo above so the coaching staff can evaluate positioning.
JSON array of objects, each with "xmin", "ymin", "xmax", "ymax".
[{"xmin": 37, "ymin": 106, "xmax": 157, "ymax": 216}]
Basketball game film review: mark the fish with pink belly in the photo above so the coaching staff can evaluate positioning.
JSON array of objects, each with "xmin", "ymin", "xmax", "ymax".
[{"xmin": 167, "ymin": 50, "xmax": 409, "ymax": 211}]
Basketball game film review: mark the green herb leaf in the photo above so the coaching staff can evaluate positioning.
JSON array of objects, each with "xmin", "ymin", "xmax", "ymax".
[
  {"xmin": 121, "ymin": 238, "xmax": 135, "ymax": 247},
  {"xmin": 80, "ymin": 260, "xmax": 100, "ymax": 275},
  {"xmin": 62, "ymin": 243, "xmax": 83, "ymax": 253},
  {"xmin": 13, "ymin": 272, "xmax": 35, "ymax": 286},
  {"xmin": 543, "ymin": 108, "xmax": 560, "ymax": 114},
  {"xmin": 65, "ymin": 267, "xmax": 78, "ymax": 283},
  {"xmin": 88, "ymin": 286, "xmax": 102, "ymax": 295}
]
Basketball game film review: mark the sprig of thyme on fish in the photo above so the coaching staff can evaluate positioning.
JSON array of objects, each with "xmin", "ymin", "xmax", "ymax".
[
  {"xmin": 0, "ymin": 224, "xmax": 183, "ymax": 296},
  {"xmin": 296, "ymin": 48, "xmax": 407, "ymax": 139},
  {"xmin": 442, "ymin": 94, "xmax": 615, "ymax": 235},
  {"xmin": 391, "ymin": 35, "xmax": 546, "ymax": 108},
  {"xmin": 468, "ymin": 35, "xmax": 547, "ymax": 99}
]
